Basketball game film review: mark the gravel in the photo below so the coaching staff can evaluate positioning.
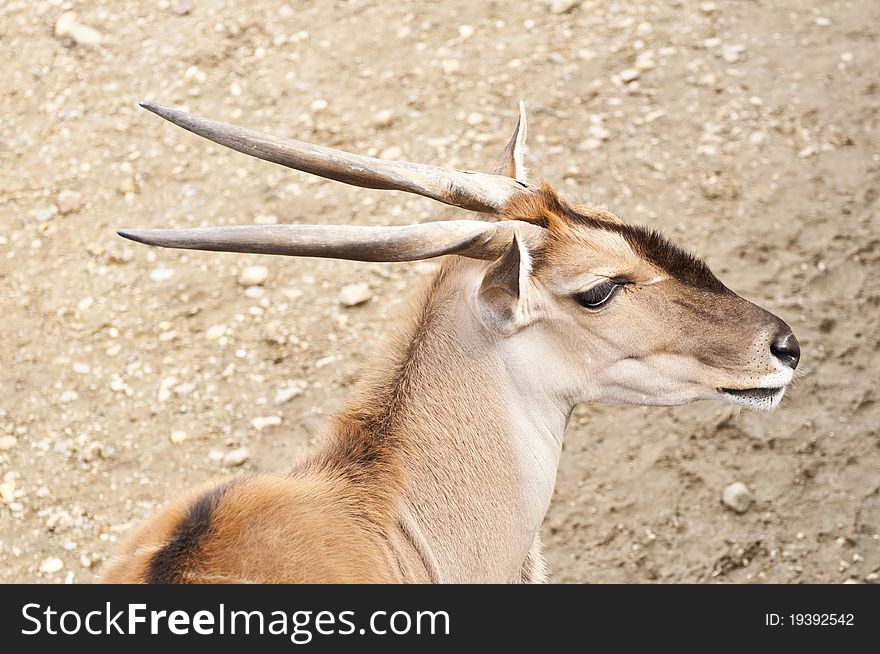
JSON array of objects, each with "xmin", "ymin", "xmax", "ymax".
[{"xmin": 722, "ymin": 482, "xmax": 754, "ymax": 514}]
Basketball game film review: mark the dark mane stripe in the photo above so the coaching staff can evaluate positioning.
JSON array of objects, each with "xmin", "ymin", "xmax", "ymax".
[
  {"xmin": 505, "ymin": 184, "xmax": 728, "ymax": 293},
  {"xmin": 144, "ymin": 480, "xmax": 235, "ymax": 583}
]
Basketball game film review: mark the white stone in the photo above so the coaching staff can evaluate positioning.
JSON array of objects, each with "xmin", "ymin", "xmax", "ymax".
[
  {"xmin": 157, "ymin": 376, "xmax": 177, "ymax": 403},
  {"xmin": 577, "ymin": 49, "xmax": 597, "ymax": 61},
  {"xmin": 274, "ymin": 381, "xmax": 308, "ymax": 405},
  {"xmin": 635, "ymin": 52, "xmax": 656, "ymax": 71},
  {"xmin": 550, "ymin": 0, "xmax": 581, "ymax": 14},
  {"xmin": 314, "ymin": 355, "xmax": 337, "ymax": 369},
  {"xmin": 440, "ymin": 59, "xmax": 460, "ymax": 75},
  {"xmin": 699, "ymin": 2, "xmax": 718, "ymax": 14},
  {"xmin": 169, "ymin": 430, "xmax": 189, "ymax": 444},
  {"xmin": 238, "ymin": 265, "xmax": 268, "ymax": 287},
  {"xmin": 40, "ymin": 557, "xmax": 64, "ymax": 574},
  {"xmin": 222, "ymin": 447, "xmax": 250, "ymax": 467},
  {"xmin": 721, "ymin": 44, "xmax": 746, "ymax": 63},
  {"xmin": 339, "ymin": 283, "xmax": 372, "ymax": 307},
  {"xmin": 0, "ymin": 481, "xmax": 15, "ymax": 502},
  {"xmin": 252, "ymin": 415, "xmax": 282, "ymax": 431},
  {"xmin": 0, "ymin": 436, "xmax": 17, "ymax": 451},
  {"xmin": 205, "ymin": 324, "xmax": 226, "ymax": 340},
  {"xmin": 619, "ymin": 68, "xmax": 640, "ymax": 83},
  {"xmin": 722, "ymin": 482, "xmax": 753, "ymax": 513},
  {"xmin": 150, "ymin": 267, "xmax": 174, "ymax": 282},
  {"xmin": 59, "ymin": 390, "xmax": 79, "ymax": 403},
  {"xmin": 55, "ymin": 11, "xmax": 103, "ymax": 46},
  {"xmin": 588, "ymin": 124, "xmax": 611, "ymax": 140},
  {"xmin": 57, "ymin": 189, "xmax": 83, "ymax": 214},
  {"xmin": 372, "ymin": 109, "xmax": 396, "ymax": 128}
]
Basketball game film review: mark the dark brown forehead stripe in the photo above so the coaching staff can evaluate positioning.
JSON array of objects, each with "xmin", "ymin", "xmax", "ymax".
[{"xmin": 503, "ymin": 184, "xmax": 727, "ymax": 293}]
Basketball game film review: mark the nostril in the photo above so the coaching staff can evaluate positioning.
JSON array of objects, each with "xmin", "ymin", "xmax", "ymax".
[{"xmin": 771, "ymin": 331, "xmax": 800, "ymax": 369}]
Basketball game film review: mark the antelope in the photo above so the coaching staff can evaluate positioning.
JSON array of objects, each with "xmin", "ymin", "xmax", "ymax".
[{"xmin": 101, "ymin": 101, "xmax": 800, "ymax": 583}]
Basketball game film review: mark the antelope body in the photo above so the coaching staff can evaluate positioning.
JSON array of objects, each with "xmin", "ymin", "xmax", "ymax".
[{"xmin": 101, "ymin": 102, "xmax": 800, "ymax": 583}]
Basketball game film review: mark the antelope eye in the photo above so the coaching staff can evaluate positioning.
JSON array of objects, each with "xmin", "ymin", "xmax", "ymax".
[{"xmin": 574, "ymin": 280, "xmax": 624, "ymax": 309}]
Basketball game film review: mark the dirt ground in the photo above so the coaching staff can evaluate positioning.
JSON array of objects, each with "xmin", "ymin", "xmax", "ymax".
[{"xmin": 1, "ymin": 0, "xmax": 878, "ymax": 583}]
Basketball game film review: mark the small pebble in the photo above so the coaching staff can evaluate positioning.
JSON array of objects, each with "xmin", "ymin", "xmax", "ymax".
[
  {"xmin": 588, "ymin": 124, "xmax": 611, "ymax": 141},
  {"xmin": 699, "ymin": 2, "xmax": 718, "ymax": 14},
  {"xmin": 274, "ymin": 381, "xmax": 308, "ymax": 405},
  {"xmin": 619, "ymin": 68, "xmax": 640, "ymax": 83},
  {"xmin": 31, "ymin": 206, "xmax": 58, "ymax": 223},
  {"xmin": 54, "ymin": 11, "xmax": 103, "ymax": 46},
  {"xmin": 0, "ymin": 481, "xmax": 15, "ymax": 502},
  {"xmin": 40, "ymin": 557, "xmax": 64, "ymax": 574},
  {"xmin": 577, "ymin": 49, "xmax": 597, "ymax": 61},
  {"xmin": 251, "ymin": 415, "xmax": 282, "ymax": 431},
  {"xmin": 0, "ymin": 435, "xmax": 17, "ymax": 451},
  {"xmin": 238, "ymin": 265, "xmax": 268, "ymax": 287},
  {"xmin": 549, "ymin": 0, "xmax": 581, "ymax": 14},
  {"xmin": 150, "ymin": 267, "xmax": 174, "ymax": 282},
  {"xmin": 172, "ymin": 0, "xmax": 193, "ymax": 16},
  {"xmin": 634, "ymin": 51, "xmax": 656, "ymax": 71},
  {"xmin": 59, "ymin": 390, "xmax": 79, "ymax": 403},
  {"xmin": 372, "ymin": 109, "xmax": 396, "ymax": 128},
  {"xmin": 440, "ymin": 59, "xmax": 460, "ymax": 75},
  {"xmin": 339, "ymin": 283, "xmax": 372, "ymax": 307},
  {"xmin": 722, "ymin": 482, "xmax": 753, "ymax": 513},
  {"xmin": 721, "ymin": 44, "xmax": 746, "ymax": 63},
  {"xmin": 169, "ymin": 430, "xmax": 189, "ymax": 444},
  {"xmin": 205, "ymin": 324, "xmax": 226, "ymax": 340},
  {"xmin": 157, "ymin": 377, "xmax": 176, "ymax": 403},
  {"xmin": 314, "ymin": 355, "xmax": 337, "ymax": 369},
  {"xmin": 56, "ymin": 189, "xmax": 83, "ymax": 214},
  {"xmin": 222, "ymin": 447, "xmax": 250, "ymax": 467}
]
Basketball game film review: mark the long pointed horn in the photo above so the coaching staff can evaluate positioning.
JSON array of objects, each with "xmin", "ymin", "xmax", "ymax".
[
  {"xmin": 117, "ymin": 220, "xmax": 543, "ymax": 262},
  {"xmin": 493, "ymin": 100, "xmax": 528, "ymax": 181},
  {"xmin": 140, "ymin": 102, "xmax": 533, "ymax": 214}
]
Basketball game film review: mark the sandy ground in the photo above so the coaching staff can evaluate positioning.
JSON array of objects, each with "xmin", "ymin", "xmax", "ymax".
[{"xmin": 1, "ymin": 0, "xmax": 878, "ymax": 583}]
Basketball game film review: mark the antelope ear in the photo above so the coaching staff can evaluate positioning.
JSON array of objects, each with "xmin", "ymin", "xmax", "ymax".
[
  {"xmin": 476, "ymin": 233, "xmax": 532, "ymax": 334},
  {"xmin": 493, "ymin": 101, "xmax": 528, "ymax": 182}
]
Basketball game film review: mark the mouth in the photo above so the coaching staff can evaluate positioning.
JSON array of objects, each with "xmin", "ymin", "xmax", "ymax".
[{"xmin": 719, "ymin": 386, "xmax": 785, "ymax": 410}]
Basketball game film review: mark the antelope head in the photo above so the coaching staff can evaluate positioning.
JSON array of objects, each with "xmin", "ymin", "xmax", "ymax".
[{"xmin": 122, "ymin": 101, "xmax": 799, "ymax": 413}]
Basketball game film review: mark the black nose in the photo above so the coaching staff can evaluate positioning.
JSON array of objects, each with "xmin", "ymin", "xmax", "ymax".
[{"xmin": 770, "ymin": 329, "xmax": 800, "ymax": 369}]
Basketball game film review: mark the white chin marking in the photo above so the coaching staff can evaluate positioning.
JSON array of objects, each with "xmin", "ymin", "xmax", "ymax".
[{"xmin": 720, "ymin": 386, "xmax": 786, "ymax": 411}]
